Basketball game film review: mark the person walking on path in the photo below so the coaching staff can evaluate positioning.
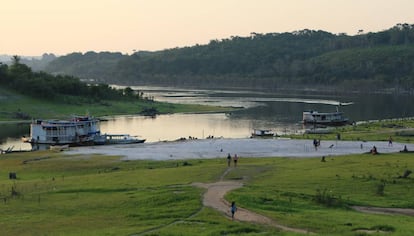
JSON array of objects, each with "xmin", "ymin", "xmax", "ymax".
[
  {"xmin": 230, "ymin": 201, "xmax": 237, "ymax": 220},
  {"xmin": 233, "ymin": 154, "xmax": 238, "ymax": 167},
  {"xmin": 227, "ymin": 153, "xmax": 231, "ymax": 167}
]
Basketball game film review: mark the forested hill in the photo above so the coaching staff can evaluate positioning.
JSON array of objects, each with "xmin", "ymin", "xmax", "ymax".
[
  {"xmin": 44, "ymin": 23, "xmax": 414, "ymax": 92},
  {"xmin": 0, "ymin": 56, "xmax": 140, "ymax": 102}
]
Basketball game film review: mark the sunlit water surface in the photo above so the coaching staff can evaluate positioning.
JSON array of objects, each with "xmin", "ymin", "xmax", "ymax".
[{"xmin": 2, "ymin": 87, "xmax": 414, "ymax": 151}]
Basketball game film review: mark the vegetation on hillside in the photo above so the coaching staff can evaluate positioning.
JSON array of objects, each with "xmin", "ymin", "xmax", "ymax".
[
  {"xmin": 0, "ymin": 56, "xmax": 139, "ymax": 102},
  {"xmin": 0, "ymin": 56, "xmax": 230, "ymax": 121},
  {"xmin": 44, "ymin": 23, "xmax": 414, "ymax": 92}
]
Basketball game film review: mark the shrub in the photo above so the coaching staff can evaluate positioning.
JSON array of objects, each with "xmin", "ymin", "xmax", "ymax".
[
  {"xmin": 314, "ymin": 188, "xmax": 342, "ymax": 207},
  {"xmin": 376, "ymin": 181, "xmax": 386, "ymax": 196}
]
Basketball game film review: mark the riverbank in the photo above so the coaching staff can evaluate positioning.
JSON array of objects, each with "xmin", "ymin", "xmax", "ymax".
[{"xmin": 66, "ymin": 138, "xmax": 414, "ymax": 160}]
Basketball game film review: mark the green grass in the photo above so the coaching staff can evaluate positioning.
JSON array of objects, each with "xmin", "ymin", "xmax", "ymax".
[
  {"xmin": 0, "ymin": 87, "xmax": 232, "ymax": 121},
  {"xmin": 226, "ymin": 155, "xmax": 414, "ymax": 235},
  {"xmin": 288, "ymin": 119, "xmax": 414, "ymax": 144},
  {"xmin": 1, "ymin": 151, "xmax": 414, "ymax": 235}
]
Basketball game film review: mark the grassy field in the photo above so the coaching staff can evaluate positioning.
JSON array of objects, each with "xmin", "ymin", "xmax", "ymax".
[
  {"xmin": 2, "ymin": 87, "xmax": 414, "ymax": 235},
  {"xmin": 0, "ymin": 88, "xmax": 232, "ymax": 121},
  {"xmin": 288, "ymin": 119, "xmax": 414, "ymax": 144},
  {"xmin": 1, "ymin": 150, "xmax": 413, "ymax": 235}
]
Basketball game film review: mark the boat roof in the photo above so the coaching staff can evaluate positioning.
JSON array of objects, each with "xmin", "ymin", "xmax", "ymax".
[{"xmin": 33, "ymin": 116, "xmax": 98, "ymax": 124}]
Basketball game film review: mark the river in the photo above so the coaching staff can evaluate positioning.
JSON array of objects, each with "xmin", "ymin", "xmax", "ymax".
[{"xmin": 2, "ymin": 87, "xmax": 414, "ymax": 151}]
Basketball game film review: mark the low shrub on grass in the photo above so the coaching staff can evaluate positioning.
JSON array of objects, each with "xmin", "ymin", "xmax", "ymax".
[
  {"xmin": 313, "ymin": 188, "xmax": 343, "ymax": 207},
  {"xmin": 376, "ymin": 181, "xmax": 386, "ymax": 196}
]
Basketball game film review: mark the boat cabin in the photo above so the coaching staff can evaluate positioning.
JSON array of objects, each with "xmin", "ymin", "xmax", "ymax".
[
  {"xmin": 302, "ymin": 111, "xmax": 349, "ymax": 126},
  {"xmin": 251, "ymin": 129, "xmax": 275, "ymax": 137},
  {"xmin": 28, "ymin": 116, "xmax": 100, "ymax": 145}
]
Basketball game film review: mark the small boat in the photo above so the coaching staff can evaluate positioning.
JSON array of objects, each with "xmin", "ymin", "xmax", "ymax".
[
  {"xmin": 49, "ymin": 144, "xmax": 69, "ymax": 151},
  {"xmin": 95, "ymin": 134, "xmax": 145, "ymax": 145},
  {"xmin": 302, "ymin": 110, "xmax": 349, "ymax": 126},
  {"xmin": 251, "ymin": 129, "xmax": 275, "ymax": 138}
]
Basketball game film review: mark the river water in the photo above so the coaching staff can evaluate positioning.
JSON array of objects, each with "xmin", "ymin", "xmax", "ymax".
[{"xmin": 2, "ymin": 87, "xmax": 414, "ymax": 151}]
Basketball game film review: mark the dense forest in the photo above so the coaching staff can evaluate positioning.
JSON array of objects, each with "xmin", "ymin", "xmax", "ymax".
[
  {"xmin": 43, "ymin": 23, "xmax": 414, "ymax": 92},
  {"xmin": 0, "ymin": 56, "xmax": 140, "ymax": 102}
]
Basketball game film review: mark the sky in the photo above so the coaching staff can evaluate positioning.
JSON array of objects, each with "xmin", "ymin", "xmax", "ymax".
[{"xmin": 1, "ymin": 0, "xmax": 413, "ymax": 56}]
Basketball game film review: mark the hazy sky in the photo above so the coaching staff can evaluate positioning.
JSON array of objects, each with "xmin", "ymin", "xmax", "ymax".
[{"xmin": 1, "ymin": 0, "xmax": 413, "ymax": 56}]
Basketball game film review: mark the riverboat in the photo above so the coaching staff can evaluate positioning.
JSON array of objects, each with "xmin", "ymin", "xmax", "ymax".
[
  {"xmin": 26, "ymin": 116, "xmax": 101, "ymax": 146},
  {"xmin": 94, "ymin": 134, "xmax": 145, "ymax": 145},
  {"xmin": 302, "ymin": 110, "xmax": 349, "ymax": 126},
  {"xmin": 251, "ymin": 129, "xmax": 275, "ymax": 138}
]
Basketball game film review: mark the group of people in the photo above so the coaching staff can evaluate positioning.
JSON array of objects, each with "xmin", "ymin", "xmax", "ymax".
[{"xmin": 227, "ymin": 153, "xmax": 239, "ymax": 167}]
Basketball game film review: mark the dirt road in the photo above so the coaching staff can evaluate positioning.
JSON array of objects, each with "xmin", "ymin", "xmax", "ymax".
[
  {"xmin": 192, "ymin": 166, "xmax": 414, "ymax": 234},
  {"xmin": 192, "ymin": 167, "xmax": 312, "ymax": 234},
  {"xmin": 351, "ymin": 206, "xmax": 414, "ymax": 216}
]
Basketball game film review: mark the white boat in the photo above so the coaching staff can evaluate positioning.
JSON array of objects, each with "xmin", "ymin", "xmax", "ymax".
[
  {"xmin": 302, "ymin": 110, "xmax": 349, "ymax": 126},
  {"xmin": 95, "ymin": 134, "xmax": 146, "ymax": 145},
  {"xmin": 251, "ymin": 129, "xmax": 275, "ymax": 138},
  {"xmin": 26, "ymin": 116, "xmax": 101, "ymax": 146},
  {"xmin": 49, "ymin": 144, "xmax": 69, "ymax": 151}
]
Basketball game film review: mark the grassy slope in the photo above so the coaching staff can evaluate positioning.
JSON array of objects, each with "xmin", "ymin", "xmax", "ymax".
[
  {"xmin": 0, "ymin": 87, "xmax": 231, "ymax": 121},
  {"xmin": 227, "ymin": 154, "xmax": 414, "ymax": 235},
  {"xmin": 288, "ymin": 119, "xmax": 414, "ymax": 144},
  {"xmin": 1, "ymin": 151, "xmax": 414, "ymax": 235}
]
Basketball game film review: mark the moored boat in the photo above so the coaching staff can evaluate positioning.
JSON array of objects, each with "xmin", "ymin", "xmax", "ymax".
[
  {"xmin": 302, "ymin": 110, "xmax": 349, "ymax": 126},
  {"xmin": 49, "ymin": 144, "xmax": 70, "ymax": 151},
  {"xmin": 26, "ymin": 115, "xmax": 101, "ymax": 146},
  {"xmin": 251, "ymin": 129, "xmax": 275, "ymax": 138},
  {"xmin": 95, "ymin": 134, "xmax": 146, "ymax": 145}
]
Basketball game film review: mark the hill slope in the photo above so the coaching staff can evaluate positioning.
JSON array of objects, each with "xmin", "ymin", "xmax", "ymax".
[{"xmin": 44, "ymin": 23, "xmax": 414, "ymax": 92}]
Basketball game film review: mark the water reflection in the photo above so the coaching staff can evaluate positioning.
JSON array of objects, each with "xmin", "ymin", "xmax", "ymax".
[
  {"xmin": 3, "ymin": 87, "xmax": 414, "ymax": 151},
  {"xmin": 100, "ymin": 113, "xmax": 253, "ymax": 142}
]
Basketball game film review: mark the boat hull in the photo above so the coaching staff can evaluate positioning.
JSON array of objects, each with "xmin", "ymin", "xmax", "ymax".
[
  {"xmin": 251, "ymin": 129, "xmax": 275, "ymax": 138},
  {"xmin": 106, "ymin": 139, "xmax": 146, "ymax": 145},
  {"xmin": 94, "ymin": 134, "xmax": 146, "ymax": 145},
  {"xmin": 303, "ymin": 120, "xmax": 350, "ymax": 126}
]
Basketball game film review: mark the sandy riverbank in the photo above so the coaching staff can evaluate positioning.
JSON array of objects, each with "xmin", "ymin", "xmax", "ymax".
[{"xmin": 65, "ymin": 138, "xmax": 414, "ymax": 160}]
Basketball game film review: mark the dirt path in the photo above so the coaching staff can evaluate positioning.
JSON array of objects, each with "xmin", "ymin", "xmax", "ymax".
[
  {"xmin": 352, "ymin": 206, "xmax": 414, "ymax": 216},
  {"xmin": 192, "ymin": 167, "xmax": 312, "ymax": 234},
  {"xmin": 192, "ymin": 167, "xmax": 414, "ymax": 234}
]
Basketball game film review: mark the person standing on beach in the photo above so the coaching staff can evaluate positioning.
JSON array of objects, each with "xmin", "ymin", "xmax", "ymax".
[
  {"xmin": 388, "ymin": 136, "xmax": 393, "ymax": 146},
  {"xmin": 227, "ymin": 153, "xmax": 231, "ymax": 167},
  {"xmin": 230, "ymin": 201, "xmax": 237, "ymax": 220},
  {"xmin": 313, "ymin": 139, "xmax": 318, "ymax": 150},
  {"xmin": 233, "ymin": 154, "xmax": 238, "ymax": 167}
]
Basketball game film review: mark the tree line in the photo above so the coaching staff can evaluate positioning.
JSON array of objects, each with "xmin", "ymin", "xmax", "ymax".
[
  {"xmin": 44, "ymin": 23, "xmax": 414, "ymax": 93},
  {"xmin": 0, "ymin": 56, "xmax": 140, "ymax": 102}
]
